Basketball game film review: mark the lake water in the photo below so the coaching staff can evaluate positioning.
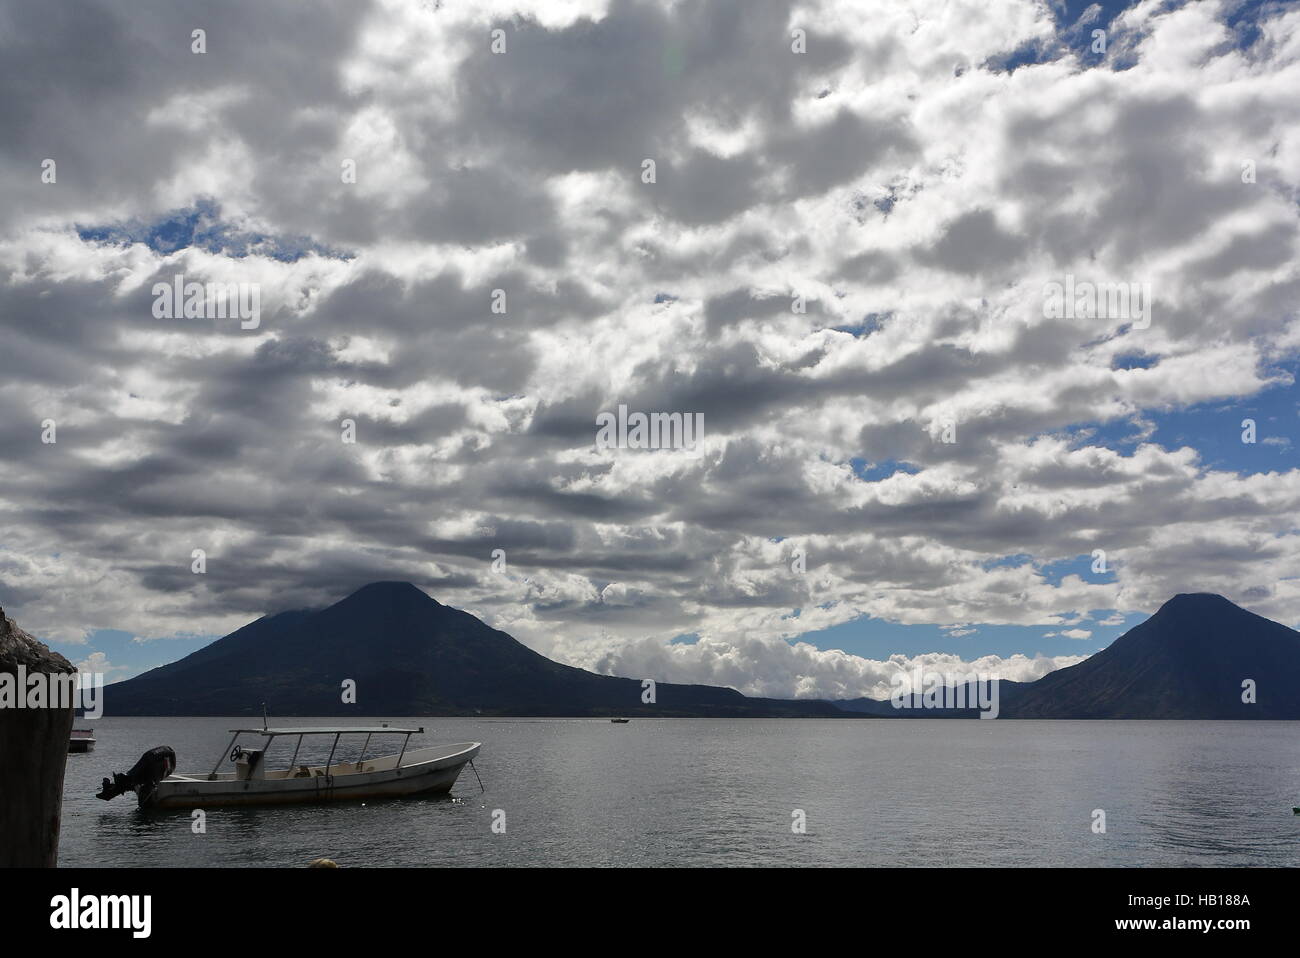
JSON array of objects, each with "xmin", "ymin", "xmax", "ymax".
[{"xmin": 58, "ymin": 717, "xmax": 1300, "ymax": 867}]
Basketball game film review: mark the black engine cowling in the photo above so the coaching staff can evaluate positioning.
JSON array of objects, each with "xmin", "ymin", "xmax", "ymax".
[{"xmin": 96, "ymin": 745, "xmax": 176, "ymax": 806}]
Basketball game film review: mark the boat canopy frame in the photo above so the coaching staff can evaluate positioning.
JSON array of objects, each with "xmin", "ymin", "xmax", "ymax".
[{"xmin": 206, "ymin": 726, "xmax": 425, "ymax": 781}]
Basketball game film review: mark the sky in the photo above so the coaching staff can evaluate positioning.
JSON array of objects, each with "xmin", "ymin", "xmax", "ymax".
[{"xmin": 0, "ymin": 0, "xmax": 1297, "ymax": 702}]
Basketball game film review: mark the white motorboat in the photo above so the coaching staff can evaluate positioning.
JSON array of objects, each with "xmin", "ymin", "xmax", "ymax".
[{"xmin": 118, "ymin": 726, "xmax": 480, "ymax": 809}]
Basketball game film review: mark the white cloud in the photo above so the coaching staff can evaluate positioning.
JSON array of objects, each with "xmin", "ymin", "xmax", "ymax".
[{"xmin": 0, "ymin": 0, "xmax": 1297, "ymax": 694}]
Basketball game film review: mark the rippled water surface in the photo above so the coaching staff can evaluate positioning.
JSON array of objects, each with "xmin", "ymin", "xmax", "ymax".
[{"xmin": 58, "ymin": 717, "xmax": 1300, "ymax": 867}]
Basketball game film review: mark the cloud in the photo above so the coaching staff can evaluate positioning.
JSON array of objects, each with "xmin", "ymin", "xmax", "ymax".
[
  {"xmin": 1, "ymin": 0, "xmax": 1298, "ymax": 695},
  {"xmin": 73, "ymin": 650, "xmax": 132, "ymax": 680},
  {"xmin": 548, "ymin": 630, "xmax": 1087, "ymax": 700},
  {"xmin": 1044, "ymin": 628, "xmax": 1093, "ymax": 640}
]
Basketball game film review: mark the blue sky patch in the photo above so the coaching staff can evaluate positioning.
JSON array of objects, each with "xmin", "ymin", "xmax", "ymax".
[
  {"xmin": 851, "ymin": 457, "xmax": 920, "ymax": 481},
  {"xmin": 792, "ymin": 606, "xmax": 1146, "ymax": 663},
  {"xmin": 77, "ymin": 198, "xmax": 352, "ymax": 263},
  {"xmin": 50, "ymin": 628, "xmax": 218, "ymax": 685},
  {"xmin": 1062, "ymin": 364, "xmax": 1297, "ymax": 476}
]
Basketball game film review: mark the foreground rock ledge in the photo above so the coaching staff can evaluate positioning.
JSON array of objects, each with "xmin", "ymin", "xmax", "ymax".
[{"xmin": 0, "ymin": 605, "xmax": 74, "ymax": 867}]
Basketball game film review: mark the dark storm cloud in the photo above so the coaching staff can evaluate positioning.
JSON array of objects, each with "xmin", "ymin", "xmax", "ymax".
[
  {"xmin": 453, "ymin": 0, "xmax": 856, "ymax": 174},
  {"xmin": 0, "ymin": 0, "xmax": 371, "ymax": 223},
  {"xmin": 704, "ymin": 287, "xmax": 822, "ymax": 333},
  {"xmin": 915, "ymin": 209, "xmax": 1028, "ymax": 276}
]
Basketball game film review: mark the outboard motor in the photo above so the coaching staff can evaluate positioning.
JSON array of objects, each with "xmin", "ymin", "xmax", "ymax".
[{"xmin": 96, "ymin": 745, "xmax": 176, "ymax": 807}]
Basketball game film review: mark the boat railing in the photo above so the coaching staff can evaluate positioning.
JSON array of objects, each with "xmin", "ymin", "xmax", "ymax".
[{"xmin": 206, "ymin": 727, "xmax": 425, "ymax": 781}]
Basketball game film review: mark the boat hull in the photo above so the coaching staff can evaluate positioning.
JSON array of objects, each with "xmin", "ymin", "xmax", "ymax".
[{"xmin": 144, "ymin": 743, "xmax": 480, "ymax": 809}]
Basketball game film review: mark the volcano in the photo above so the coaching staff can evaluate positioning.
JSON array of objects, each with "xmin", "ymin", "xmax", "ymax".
[
  {"xmin": 104, "ymin": 581, "xmax": 844, "ymax": 718},
  {"xmin": 1002, "ymin": 593, "xmax": 1300, "ymax": 719}
]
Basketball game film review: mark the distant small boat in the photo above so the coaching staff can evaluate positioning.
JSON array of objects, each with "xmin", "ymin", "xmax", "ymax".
[
  {"xmin": 68, "ymin": 729, "xmax": 95, "ymax": 753},
  {"xmin": 610, "ymin": 718, "xmax": 630, "ymax": 724}
]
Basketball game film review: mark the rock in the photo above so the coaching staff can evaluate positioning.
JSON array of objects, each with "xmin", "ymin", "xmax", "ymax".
[{"xmin": 0, "ymin": 605, "xmax": 75, "ymax": 867}]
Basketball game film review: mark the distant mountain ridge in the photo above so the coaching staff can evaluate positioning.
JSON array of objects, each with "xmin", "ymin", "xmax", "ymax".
[
  {"xmin": 105, "ymin": 582, "xmax": 844, "ymax": 718},
  {"xmin": 836, "ymin": 680, "xmax": 1031, "ymax": 717},
  {"xmin": 104, "ymin": 585, "xmax": 1300, "ymax": 719}
]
